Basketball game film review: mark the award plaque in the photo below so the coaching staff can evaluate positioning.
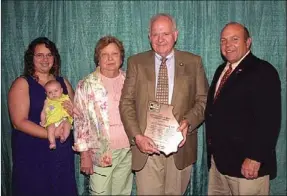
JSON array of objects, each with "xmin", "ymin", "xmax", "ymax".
[{"xmin": 144, "ymin": 101, "xmax": 183, "ymax": 155}]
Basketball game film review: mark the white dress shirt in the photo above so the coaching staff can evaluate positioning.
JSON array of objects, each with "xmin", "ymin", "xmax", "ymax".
[{"xmin": 215, "ymin": 50, "xmax": 250, "ymax": 95}]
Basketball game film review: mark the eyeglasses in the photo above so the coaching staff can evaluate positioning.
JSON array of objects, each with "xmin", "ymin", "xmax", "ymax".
[
  {"xmin": 100, "ymin": 52, "xmax": 120, "ymax": 61},
  {"xmin": 34, "ymin": 53, "xmax": 54, "ymax": 59}
]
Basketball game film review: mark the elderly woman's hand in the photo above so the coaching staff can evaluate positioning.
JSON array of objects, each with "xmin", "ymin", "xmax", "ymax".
[{"xmin": 80, "ymin": 151, "xmax": 94, "ymax": 175}]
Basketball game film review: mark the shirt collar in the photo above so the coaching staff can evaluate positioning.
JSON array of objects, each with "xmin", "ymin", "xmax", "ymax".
[
  {"xmin": 155, "ymin": 50, "xmax": 174, "ymax": 61},
  {"xmin": 229, "ymin": 50, "xmax": 250, "ymax": 69}
]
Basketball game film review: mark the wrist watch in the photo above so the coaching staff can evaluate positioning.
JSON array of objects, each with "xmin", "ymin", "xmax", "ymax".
[{"xmin": 131, "ymin": 136, "xmax": 136, "ymax": 146}]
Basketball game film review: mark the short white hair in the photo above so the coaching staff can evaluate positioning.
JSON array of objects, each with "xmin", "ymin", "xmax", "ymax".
[{"xmin": 149, "ymin": 13, "xmax": 177, "ymax": 32}]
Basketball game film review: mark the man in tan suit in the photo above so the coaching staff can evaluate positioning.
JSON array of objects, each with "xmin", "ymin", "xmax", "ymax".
[{"xmin": 119, "ymin": 13, "xmax": 209, "ymax": 195}]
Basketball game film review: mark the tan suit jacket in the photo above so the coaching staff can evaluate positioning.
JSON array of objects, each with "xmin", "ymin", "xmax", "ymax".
[{"xmin": 119, "ymin": 49, "xmax": 209, "ymax": 171}]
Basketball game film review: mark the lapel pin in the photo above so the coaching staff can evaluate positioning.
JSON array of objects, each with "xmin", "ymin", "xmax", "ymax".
[
  {"xmin": 179, "ymin": 63, "xmax": 184, "ymax": 66},
  {"xmin": 236, "ymin": 69, "xmax": 243, "ymax": 74}
]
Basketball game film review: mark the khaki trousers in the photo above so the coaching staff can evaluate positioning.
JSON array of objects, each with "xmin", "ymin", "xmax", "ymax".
[
  {"xmin": 135, "ymin": 153, "xmax": 192, "ymax": 195},
  {"xmin": 89, "ymin": 148, "xmax": 133, "ymax": 195},
  {"xmin": 208, "ymin": 156, "xmax": 270, "ymax": 195}
]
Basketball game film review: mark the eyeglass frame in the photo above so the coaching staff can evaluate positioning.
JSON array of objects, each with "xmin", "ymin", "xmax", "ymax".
[{"xmin": 34, "ymin": 53, "xmax": 54, "ymax": 59}]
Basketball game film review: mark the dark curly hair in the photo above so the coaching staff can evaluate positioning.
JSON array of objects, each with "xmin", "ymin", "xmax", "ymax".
[
  {"xmin": 94, "ymin": 35, "xmax": 125, "ymax": 67},
  {"xmin": 24, "ymin": 37, "xmax": 61, "ymax": 80}
]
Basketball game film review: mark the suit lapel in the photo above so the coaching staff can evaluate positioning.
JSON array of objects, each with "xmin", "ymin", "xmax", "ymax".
[
  {"xmin": 171, "ymin": 49, "xmax": 185, "ymax": 106},
  {"xmin": 144, "ymin": 51, "xmax": 156, "ymax": 101},
  {"xmin": 208, "ymin": 64, "xmax": 225, "ymax": 104},
  {"xmin": 214, "ymin": 53, "xmax": 253, "ymax": 101}
]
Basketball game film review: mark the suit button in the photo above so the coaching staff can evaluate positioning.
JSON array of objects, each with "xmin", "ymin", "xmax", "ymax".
[{"xmin": 209, "ymin": 113, "xmax": 212, "ymax": 117}]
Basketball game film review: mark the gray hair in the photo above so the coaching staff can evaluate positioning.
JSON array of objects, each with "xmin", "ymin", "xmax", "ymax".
[{"xmin": 149, "ymin": 13, "xmax": 177, "ymax": 32}]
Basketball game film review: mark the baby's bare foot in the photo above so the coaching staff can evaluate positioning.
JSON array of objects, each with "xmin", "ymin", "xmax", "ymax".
[
  {"xmin": 49, "ymin": 143, "xmax": 56, "ymax": 149},
  {"xmin": 60, "ymin": 136, "xmax": 66, "ymax": 143}
]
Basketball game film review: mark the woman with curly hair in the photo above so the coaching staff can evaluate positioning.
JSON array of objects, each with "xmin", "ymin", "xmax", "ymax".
[{"xmin": 8, "ymin": 37, "xmax": 77, "ymax": 196}]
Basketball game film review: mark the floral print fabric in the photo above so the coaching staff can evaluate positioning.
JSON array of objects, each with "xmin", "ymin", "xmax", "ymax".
[{"xmin": 73, "ymin": 67, "xmax": 125, "ymax": 167}]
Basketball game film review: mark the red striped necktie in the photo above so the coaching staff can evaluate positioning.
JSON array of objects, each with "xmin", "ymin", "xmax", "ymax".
[{"xmin": 214, "ymin": 63, "xmax": 233, "ymax": 102}]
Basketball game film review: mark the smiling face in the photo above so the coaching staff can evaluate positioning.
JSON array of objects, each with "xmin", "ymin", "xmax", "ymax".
[
  {"xmin": 220, "ymin": 24, "xmax": 251, "ymax": 64},
  {"xmin": 33, "ymin": 44, "xmax": 54, "ymax": 75},
  {"xmin": 45, "ymin": 81, "xmax": 63, "ymax": 100},
  {"xmin": 98, "ymin": 43, "xmax": 122, "ymax": 75},
  {"xmin": 149, "ymin": 16, "xmax": 178, "ymax": 57}
]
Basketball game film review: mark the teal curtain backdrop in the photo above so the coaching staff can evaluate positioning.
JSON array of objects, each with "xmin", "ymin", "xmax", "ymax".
[{"xmin": 1, "ymin": 1, "xmax": 286, "ymax": 195}]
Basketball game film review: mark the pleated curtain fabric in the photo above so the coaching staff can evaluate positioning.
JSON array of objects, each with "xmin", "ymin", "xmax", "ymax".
[
  {"xmin": 156, "ymin": 57, "xmax": 169, "ymax": 104},
  {"xmin": 1, "ymin": 1, "xmax": 286, "ymax": 196}
]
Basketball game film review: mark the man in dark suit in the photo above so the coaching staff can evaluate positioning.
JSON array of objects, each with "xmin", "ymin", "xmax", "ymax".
[
  {"xmin": 119, "ymin": 13, "xmax": 209, "ymax": 195},
  {"xmin": 205, "ymin": 22, "xmax": 281, "ymax": 195}
]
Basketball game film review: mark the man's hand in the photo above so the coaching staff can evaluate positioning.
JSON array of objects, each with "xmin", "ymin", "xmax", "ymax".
[
  {"xmin": 178, "ymin": 119, "xmax": 189, "ymax": 147},
  {"xmin": 135, "ymin": 134, "xmax": 160, "ymax": 155},
  {"xmin": 80, "ymin": 151, "xmax": 94, "ymax": 175},
  {"xmin": 241, "ymin": 158, "xmax": 261, "ymax": 179}
]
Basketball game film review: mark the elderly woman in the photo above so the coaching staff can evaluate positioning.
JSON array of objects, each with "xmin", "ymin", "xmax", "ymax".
[
  {"xmin": 8, "ymin": 37, "xmax": 77, "ymax": 196},
  {"xmin": 73, "ymin": 36, "xmax": 132, "ymax": 195}
]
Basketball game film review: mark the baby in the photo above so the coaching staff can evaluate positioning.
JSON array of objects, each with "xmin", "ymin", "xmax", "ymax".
[{"xmin": 40, "ymin": 80, "xmax": 73, "ymax": 149}]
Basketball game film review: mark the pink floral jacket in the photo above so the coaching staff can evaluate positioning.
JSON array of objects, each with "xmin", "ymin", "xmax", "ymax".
[{"xmin": 73, "ymin": 67, "xmax": 125, "ymax": 167}]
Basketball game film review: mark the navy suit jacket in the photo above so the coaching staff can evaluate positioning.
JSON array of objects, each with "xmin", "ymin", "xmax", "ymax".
[{"xmin": 205, "ymin": 52, "xmax": 281, "ymax": 179}]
